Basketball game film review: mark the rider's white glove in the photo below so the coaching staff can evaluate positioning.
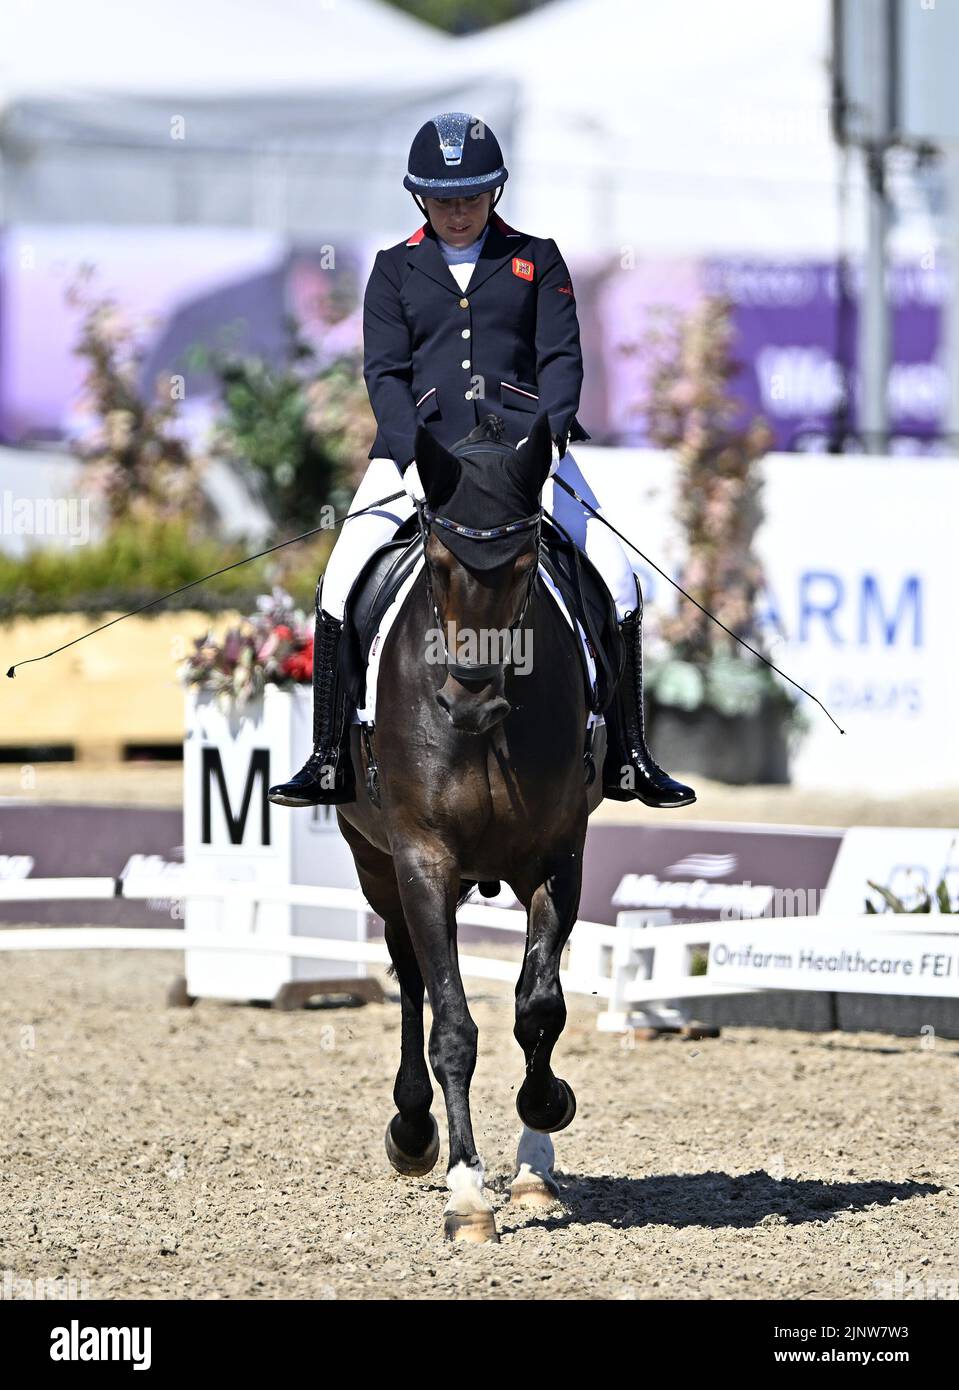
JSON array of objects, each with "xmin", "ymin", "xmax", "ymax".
[
  {"xmin": 517, "ymin": 435, "xmax": 562, "ymax": 477},
  {"xmin": 402, "ymin": 461, "xmax": 426, "ymax": 502}
]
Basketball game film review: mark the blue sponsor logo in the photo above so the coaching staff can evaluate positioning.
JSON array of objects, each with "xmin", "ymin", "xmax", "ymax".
[{"xmin": 758, "ymin": 572, "xmax": 923, "ymax": 649}]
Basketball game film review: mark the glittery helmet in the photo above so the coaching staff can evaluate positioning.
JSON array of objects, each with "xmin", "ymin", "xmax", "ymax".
[{"xmin": 403, "ymin": 112, "xmax": 508, "ymax": 207}]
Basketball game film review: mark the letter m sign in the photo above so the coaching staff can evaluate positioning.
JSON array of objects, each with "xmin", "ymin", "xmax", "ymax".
[{"xmin": 201, "ymin": 747, "xmax": 271, "ymax": 845}]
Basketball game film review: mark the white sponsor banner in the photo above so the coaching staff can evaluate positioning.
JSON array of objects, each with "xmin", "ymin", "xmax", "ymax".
[
  {"xmin": 705, "ymin": 920, "xmax": 959, "ymax": 997},
  {"xmin": 819, "ymin": 825, "xmax": 959, "ymax": 916},
  {"xmin": 576, "ymin": 447, "xmax": 959, "ymax": 792}
]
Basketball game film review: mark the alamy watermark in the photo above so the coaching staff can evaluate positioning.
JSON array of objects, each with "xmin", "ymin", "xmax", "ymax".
[
  {"xmin": 425, "ymin": 622, "xmax": 533, "ymax": 676},
  {"xmin": 873, "ymin": 1268, "xmax": 959, "ymax": 1300},
  {"xmin": 50, "ymin": 1320, "xmax": 151, "ymax": 1369},
  {"xmin": 613, "ymin": 873, "xmax": 824, "ymax": 918},
  {"xmin": 1, "ymin": 492, "xmax": 90, "ymax": 546},
  {"xmin": 718, "ymin": 883, "xmax": 825, "ymax": 919},
  {"xmin": 1, "ymin": 1268, "xmax": 92, "ymax": 1300}
]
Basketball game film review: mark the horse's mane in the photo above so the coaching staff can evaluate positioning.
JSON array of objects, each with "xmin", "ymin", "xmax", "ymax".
[{"xmin": 453, "ymin": 415, "xmax": 508, "ymax": 451}]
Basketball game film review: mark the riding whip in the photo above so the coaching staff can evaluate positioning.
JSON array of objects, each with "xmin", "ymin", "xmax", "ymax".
[
  {"xmin": 8, "ymin": 480, "xmax": 846, "ymax": 734},
  {"xmin": 552, "ymin": 475, "xmax": 844, "ymax": 734},
  {"xmin": 6, "ymin": 490, "xmax": 406, "ymax": 679}
]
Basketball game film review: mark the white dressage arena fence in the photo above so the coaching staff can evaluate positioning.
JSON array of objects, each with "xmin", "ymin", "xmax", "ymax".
[
  {"xmin": 587, "ymin": 910, "xmax": 959, "ymax": 1031},
  {"xmin": 1, "ymin": 875, "xmax": 958, "ymax": 1031}
]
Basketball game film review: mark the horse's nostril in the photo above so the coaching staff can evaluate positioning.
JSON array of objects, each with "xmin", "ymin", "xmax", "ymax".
[
  {"xmin": 483, "ymin": 697, "xmax": 511, "ymax": 727},
  {"xmin": 436, "ymin": 690, "xmax": 452, "ymax": 713}
]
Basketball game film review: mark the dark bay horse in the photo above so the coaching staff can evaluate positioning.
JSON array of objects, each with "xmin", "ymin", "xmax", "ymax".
[{"xmin": 336, "ymin": 411, "xmax": 606, "ymax": 1243}]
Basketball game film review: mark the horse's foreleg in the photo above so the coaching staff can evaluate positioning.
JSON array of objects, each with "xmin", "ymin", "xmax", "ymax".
[
  {"xmin": 336, "ymin": 819, "xmax": 438, "ymax": 1177},
  {"xmin": 383, "ymin": 918, "xmax": 439, "ymax": 1176},
  {"xmin": 512, "ymin": 860, "xmax": 581, "ymax": 1136},
  {"xmin": 395, "ymin": 844, "xmax": 496, "ymax": 1244}
]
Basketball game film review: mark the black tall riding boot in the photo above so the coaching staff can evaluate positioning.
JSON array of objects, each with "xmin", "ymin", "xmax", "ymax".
[
  {"xmin": 268, "ymin": 583, "xmax": 356, "ymax": 808},
  {"xmin": 602, "ymin": 589, "xmax": 697, "ymax": 809}
]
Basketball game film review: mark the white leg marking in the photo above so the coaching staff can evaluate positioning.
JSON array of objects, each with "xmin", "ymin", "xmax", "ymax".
[
  {"xmin": 443, "ymin": 1157, "xmax": 498, "ymax": 1241},
  {"xmin": 511, "ymin": 1126, "xmax": 561, "ymax": 1204},
  {"xmin": 445, "ymin": 1158, "xmax": 493, "ymax": 1217},
  {"xmin": 516, "ymin": 1126, "xmax": 554, "ymax": 1179}
]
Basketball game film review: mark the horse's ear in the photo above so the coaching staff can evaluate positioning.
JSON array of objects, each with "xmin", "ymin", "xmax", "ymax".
[
  {"xmin": 514, "ymin": 410, "xmax": 553, "ymax": 490},
  {"xmin": 414, "ymin": 425, "xmax": 460, "ymax": 507}
]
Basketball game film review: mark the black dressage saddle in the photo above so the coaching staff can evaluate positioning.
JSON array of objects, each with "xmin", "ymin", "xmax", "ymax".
[{"xmin": 340, "ymin": 515, "xmax": 624, "ymax": 716}]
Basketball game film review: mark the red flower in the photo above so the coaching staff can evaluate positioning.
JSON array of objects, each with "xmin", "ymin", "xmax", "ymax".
[{"xmin": 281, "ymin": 637, "xmax": 313, "ymax": 682}]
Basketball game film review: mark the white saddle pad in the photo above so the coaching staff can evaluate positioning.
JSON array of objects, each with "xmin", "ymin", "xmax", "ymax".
[{"xmin": 354, "ymin": 556, "xmax": 599, "ymax": 727}]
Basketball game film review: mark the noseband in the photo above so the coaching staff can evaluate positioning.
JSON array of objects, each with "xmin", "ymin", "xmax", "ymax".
[{"xmin": 415, "ymin": 500, "xmax": 541, "ymax": 683}]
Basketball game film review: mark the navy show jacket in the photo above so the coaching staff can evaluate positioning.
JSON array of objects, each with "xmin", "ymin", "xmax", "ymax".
[{"xmin": 363, "ymin": 212, "xmax": 590, "ymax": 470}]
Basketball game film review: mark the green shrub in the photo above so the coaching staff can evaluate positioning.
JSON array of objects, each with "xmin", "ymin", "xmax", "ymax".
[
  {"xmin": 0, "ymin": 520, "xmax": 332, "ymax": 618},
  {"xmin": 689, "ymin": 949, "xmax": 709, "ymax": 977},
  {"xmin": 188, "ymin": 326, "xmax": 372, "ymax": 534}
]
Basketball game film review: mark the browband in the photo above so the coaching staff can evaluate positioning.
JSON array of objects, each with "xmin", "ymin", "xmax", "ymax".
[{"xmin": 423, "ymin": 509, "xmax": 541, "ymax": 541}]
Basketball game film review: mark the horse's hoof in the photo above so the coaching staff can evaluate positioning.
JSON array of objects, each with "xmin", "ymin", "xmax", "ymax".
[
  {"xmin": 385, "ymin": 1115, "xmax": 439, "ymax": 1177},
  {"xmin": 516, "ymin": 1077, "xmax": 577, "ymax": 1134},
  {"xmin": 444, "ymin": 1210, "xmax": 499, "ymax": 1244},
  {"xmin": 510, "ymin": 1176, "xmax": 561, "ymax": 1209}
]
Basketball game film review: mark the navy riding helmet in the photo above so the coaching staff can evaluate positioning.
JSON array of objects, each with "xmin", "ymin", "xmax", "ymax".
[{"xmin": 403, "ymin": 112, "xmax": 509, "ymax": 214}]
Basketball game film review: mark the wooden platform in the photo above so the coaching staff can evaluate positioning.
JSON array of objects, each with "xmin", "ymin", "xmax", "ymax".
[{"xmin": 2, "ymin": 610, "xmax": 240, "ymax": 764}]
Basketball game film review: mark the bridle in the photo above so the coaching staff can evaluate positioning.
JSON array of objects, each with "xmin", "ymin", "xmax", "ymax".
[{"xmin": 415, "ymin": 496, "xmax": 541, "ymax": 683}]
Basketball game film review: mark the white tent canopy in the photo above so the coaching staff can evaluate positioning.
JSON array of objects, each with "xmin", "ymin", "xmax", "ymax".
[
  {"xmin": 0, "ymin": 0, "xmax": 516, "ymax": 237},
  {"xmin": 0, "ymin": 0, "xmax": 452, "ymax": 96},
  {"xmin": 455, "ymin": 0, "xmax": 848, "ymax": 257},
  {"xmin": 1, "ymin": 0, "xmax": 923, "ymax": 259}
]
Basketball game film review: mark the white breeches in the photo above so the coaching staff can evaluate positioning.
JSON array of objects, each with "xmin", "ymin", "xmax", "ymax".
[
  {"xmin": 320, "ymin": 451, "xmax": 639, "ymax": 622},
  {"xmin": 544, "ymin": 452, "xmax": 638, "ymax": 620}
]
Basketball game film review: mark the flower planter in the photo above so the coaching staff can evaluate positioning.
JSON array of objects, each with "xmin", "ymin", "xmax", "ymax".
[
  {"xmin": 647, "ymin": 694, "xmax": 791, "ymax": 786},
  {"xmin": 181, "ymin": 685, "xmax": 372, "ymax": 1005}
]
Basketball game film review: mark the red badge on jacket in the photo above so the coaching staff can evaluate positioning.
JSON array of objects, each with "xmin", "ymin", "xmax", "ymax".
[{"xmin": 512, "ymin": 257, "xmax": 534, "ymax": 281}]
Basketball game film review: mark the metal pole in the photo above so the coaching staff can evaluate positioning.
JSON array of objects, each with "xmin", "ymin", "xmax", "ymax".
[
  {"xmin": 944, "ymin": 144, "xmax": 959, "ymax": 451},
  {"xmin": 859, "ymin": 0, "xmax": 895, "ymax": 453},
  {"xmin": 862, "ymin": 147, "xmax": 890, "ymax": 451}
]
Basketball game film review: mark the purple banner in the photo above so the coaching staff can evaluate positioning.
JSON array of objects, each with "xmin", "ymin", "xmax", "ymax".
[{"xmin": 0, "ymin": 226, "xmax": 947, "ymax": 455}]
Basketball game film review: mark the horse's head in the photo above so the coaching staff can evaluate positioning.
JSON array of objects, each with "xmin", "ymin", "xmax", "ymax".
[{"xmin": 414, "ymin": 411, "xmax": 554, "ymax": 734}]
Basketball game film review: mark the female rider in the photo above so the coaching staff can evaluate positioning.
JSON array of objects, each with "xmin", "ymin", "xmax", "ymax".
[{"xmin": 269, "ymin": 112, "xmax": 694, "ymax": 811}]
